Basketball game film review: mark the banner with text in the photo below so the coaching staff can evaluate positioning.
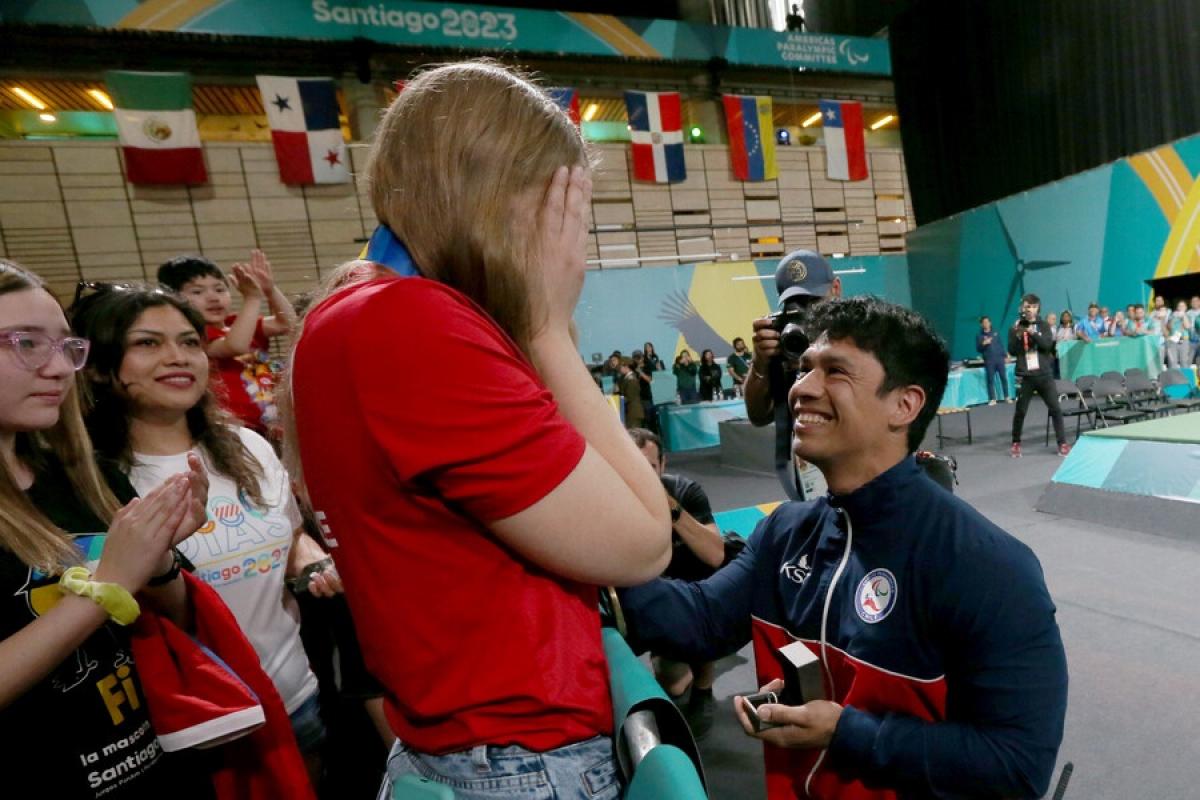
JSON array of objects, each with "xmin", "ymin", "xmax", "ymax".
[{"xmin": 5, "ymin": 1, "xmax": 890, "ymax": 76}]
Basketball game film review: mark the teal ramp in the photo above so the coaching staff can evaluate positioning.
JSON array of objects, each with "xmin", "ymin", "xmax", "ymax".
[
  {"xmin": 625, "ymin": 745, "xmax": 708, "ymax": 800},
  {"xmin": 602, "ymin": 628, "xmax": 708, "ymax": 797},
  {"xmin": 1052, "ymin": 436, "xmax": 1127, "ymax": 488}
]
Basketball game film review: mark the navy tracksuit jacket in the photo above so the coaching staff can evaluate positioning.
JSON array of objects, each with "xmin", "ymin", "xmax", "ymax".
[{"xmin": 619, "ymin": 457, "xmax": 1068, "ymax": 799}]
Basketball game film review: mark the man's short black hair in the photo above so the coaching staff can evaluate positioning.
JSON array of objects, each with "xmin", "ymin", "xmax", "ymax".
[
  {"xmin": 979, "ymin": 315, "xmax": 990, "ymax": 323},
  {"xmin": 1021, "ymin": 293, "xmax": 1040, "ymax": 306},
  {"xmin": 804, "ymin": 296, "xmax": 950, "ymax": 453},
  {"xmin": 1088, "ymin": 302, "xmax": 1099, "ymax": 310},
  {"xmin": 157, "ymin": 255, "xmax": 224, "ymax": 291},
  {"xmin": 732, "ymin": 337, "xmax": 745, "ymax": 347}
]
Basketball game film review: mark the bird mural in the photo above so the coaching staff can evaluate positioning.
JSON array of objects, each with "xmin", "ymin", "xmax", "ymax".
[{"xmin": 658, "ymin": 290, "xmax": 732, "ymax": 355}]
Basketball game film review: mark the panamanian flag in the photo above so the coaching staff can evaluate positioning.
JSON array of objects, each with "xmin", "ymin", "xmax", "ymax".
[
  {"xmin": 722, "ymin": 94, "xmax": 778, "ymax": 181},
  {"xmin": 546, "ymin": 87, "xmax": 581, "ymax": 126},
  {"xmin": 820, "ymin": 100, "xmax": 868, "ymax": 182},
  {"xmin": 256, "ymin": 76, "xmax": 350, "ymax": 185},
  {"xmin": 624, "ymin": 90, "xmax": 686, "ymax": 183}
]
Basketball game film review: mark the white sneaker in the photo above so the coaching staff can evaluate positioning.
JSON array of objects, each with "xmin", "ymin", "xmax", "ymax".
[{"xmin": 988, "ymin": 400, "xmax": 997, "ymax": 406}]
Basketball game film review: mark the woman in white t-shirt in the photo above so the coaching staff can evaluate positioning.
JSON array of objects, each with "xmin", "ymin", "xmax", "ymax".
[{"xmin": 70, "ymin": 284, "xmax": 338, "ymax": 786}]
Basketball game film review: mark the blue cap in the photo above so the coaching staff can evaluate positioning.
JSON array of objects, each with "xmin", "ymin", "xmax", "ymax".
[{"xmin": 775, "ymin": 250, "xmax": 833, "ymax": 305}]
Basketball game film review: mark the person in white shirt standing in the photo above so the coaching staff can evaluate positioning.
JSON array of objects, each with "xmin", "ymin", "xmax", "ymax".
[{"xmin": 70, "ymin": 284, "xmax": 339, "ymax": 789}]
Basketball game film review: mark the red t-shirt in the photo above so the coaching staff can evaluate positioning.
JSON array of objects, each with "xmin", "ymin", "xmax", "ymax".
[
  {"xmin": 205, "ymin": 317, "xmax": 276, "ymax": 434},
  {"xmin": 291, "ymin": 277, "xmax": 611, "ymax": 754}
]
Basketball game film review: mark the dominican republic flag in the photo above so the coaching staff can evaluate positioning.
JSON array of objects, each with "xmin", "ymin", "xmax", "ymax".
[
  {"xmin": 624, "ymin": 90, "xmax": 686, "ymax": 183},
  {"xmin": 722, "ymin": 94, "xmax": 777, "ymax": 181},
  {"xmin": 546, "ymin": 87, "xmax": 581, "ymax": 126},
  {"xmin": 256, "ymin": 76, "xmax": 350, "ymax": 185},
  {"xmin": 820, "ymin": 100, "xmax": 868, "ymax": 181},
  {"xmin": 105, "ymin": 71, "xmax": 206, "ymax": 185}
]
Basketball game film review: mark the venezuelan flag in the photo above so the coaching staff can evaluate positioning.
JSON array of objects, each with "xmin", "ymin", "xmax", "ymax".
[{"xmin": 723, "ymin": 95, "xmax": 777, "ymax": 181}]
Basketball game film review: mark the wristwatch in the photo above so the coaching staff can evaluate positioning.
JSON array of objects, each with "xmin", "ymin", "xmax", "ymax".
[{"xmin": 147, "ymin": 548, "xmax": 183, "ymax": 587}]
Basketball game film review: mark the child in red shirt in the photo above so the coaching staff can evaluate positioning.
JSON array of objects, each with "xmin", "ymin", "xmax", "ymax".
[{"xmin": 158, "ymin": 250, "xmax": 295, "ymax": 438}]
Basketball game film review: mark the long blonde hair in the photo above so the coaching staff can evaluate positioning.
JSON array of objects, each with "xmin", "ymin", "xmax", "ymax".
[
  {"xmin": 366, "ymin": 59, "xmax": 593, "ymax": 354},
  {"xmin": 0, "ymin": 260, "xmax": 121, "ymax": 571}
]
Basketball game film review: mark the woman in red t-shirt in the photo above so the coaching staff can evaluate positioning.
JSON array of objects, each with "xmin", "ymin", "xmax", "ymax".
[{"xmin": 287, "ymin": 62, "xmax": 672, "ymax": 799}]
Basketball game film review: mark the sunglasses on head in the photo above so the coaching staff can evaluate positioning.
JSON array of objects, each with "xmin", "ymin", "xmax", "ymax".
[{"xmin": 72, "ymin": 280, "xmax": 168, "ymax": 307}]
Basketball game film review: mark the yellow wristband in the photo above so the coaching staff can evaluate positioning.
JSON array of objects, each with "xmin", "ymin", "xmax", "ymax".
[{"xmin": 59, "ymin": 567, "xmax": 140, "ymax": 626}]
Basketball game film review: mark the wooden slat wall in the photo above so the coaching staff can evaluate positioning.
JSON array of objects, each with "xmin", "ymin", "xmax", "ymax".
[{"xmin": 0, "ymin": 139, "xmax": 913, "ymax": 306}]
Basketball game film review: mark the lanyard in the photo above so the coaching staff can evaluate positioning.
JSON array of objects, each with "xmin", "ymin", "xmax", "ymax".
[{"xmin": 365, "ymin": 224, "xmax": 421, "ymax": 277}]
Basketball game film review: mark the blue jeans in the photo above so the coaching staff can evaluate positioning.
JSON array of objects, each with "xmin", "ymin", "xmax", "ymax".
[
  {"xmin": 379, "ymin": 735, "xmax": 620, "ymax": 800},
  {"xmin": 288, "ymin": 691, "xmax": 327, "ymax": 754},
  {"xmin": 983, "ymin": 360, "xmax": 1008, "ymax": 401}
]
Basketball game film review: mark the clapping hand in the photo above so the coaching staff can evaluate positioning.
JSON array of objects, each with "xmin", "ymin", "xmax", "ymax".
[
  {"xmin": 94, "ymin": 476, "xmax": 197, "ymax": 593},
  {"xmin": 230, "ymin": 262, "xmax": 263, "ymax": 299},
  {"xmin": 244, "ymin": 249, "xmax": 275, "ymax": 295}
]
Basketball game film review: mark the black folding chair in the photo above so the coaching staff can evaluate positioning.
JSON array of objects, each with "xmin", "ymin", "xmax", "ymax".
[
  {"xmin": 1123, "ymin": 367, "xmax": 1148, "ymax": 382},
  {"xmin": 1045, "ymin": 379, "xmax": 1094, "ymax": 444},
  {"xmin": 1099, "ymin": 370, "xmax": 1126, "ymax": 385},
  {"xmin": 1123, "ymin": 374, "xmax": 1175, "ymax": 417},
  {"xmin": 1091, "ymin": 378, "xmax": 1150, "ymax": 426}
]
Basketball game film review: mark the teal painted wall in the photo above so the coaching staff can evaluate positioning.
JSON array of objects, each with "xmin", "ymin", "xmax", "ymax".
[
  {"xmin": 908, "ymin": 131, "xmax": 1200, "ymax": 359},
  {"xmin": 574, "ymin": 254, "xmax": 911, "ymax": 360}
]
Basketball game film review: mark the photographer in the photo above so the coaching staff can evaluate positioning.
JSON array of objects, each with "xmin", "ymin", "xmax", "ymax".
[
  {"xmin": 1008, "ymin": 293, "xmax": 1068, "ymax": 457},
  {"xmin": 744, "ymin": 251, "xmax": 841, "ymax": 427}
]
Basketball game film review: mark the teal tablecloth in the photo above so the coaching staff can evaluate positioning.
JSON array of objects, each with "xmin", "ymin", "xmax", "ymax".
[
  {"xmin": 659, "ymin": 399, "xmax": 747, "ymax": 451},
  {"xmin": 1056, "ymin": 336, "xmax": 1161, "ymax": 380},
  {"xmin": 940, "ymin": 363, "xmax": 1016, "ymax": 409}
]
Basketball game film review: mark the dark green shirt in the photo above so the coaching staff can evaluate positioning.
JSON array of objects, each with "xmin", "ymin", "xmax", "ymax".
[
  {"xmin": 673, "ymin": 362, "xmax": 698, "ymax": 392},
  {"xmin": 727, "ymin": 352, "xmax": 751, "ymax": 378}
]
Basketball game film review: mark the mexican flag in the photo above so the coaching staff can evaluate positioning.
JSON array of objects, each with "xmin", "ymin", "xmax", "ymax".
[{"xmin": 105, "ymin": 71, "xmax": 207, "ymax": 185}]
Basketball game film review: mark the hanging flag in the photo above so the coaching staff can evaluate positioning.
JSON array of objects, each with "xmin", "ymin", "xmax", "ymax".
[
  {"xmin": 105, "ymin": 71, "xmax": 206, "ymax": 185},
  {"xmin": 546, "ymin": 87, "xmax": 581, "ymax": 126},
  {"xmin": 255, "ymin": 76, "xmax": 350, "ymax": 185},
  {"xmin": 624, "ymin": 90, "xmax": 686, "ymax": 184},
  {"xmin": 722, "ymin": 94, "xmax": 778, "ymax": 181},
  {"xmin": 819, "ymin": 100, "xmax": 868, "ymax": 181}
]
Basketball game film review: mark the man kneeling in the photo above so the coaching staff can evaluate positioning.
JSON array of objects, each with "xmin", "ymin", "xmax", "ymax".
[{"xmin": 620, "ymin": 297, "xmax": 1068, "ymax": 799}]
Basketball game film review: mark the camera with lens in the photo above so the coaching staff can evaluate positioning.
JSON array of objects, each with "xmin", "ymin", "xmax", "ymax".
[
  {"xmin": 766, "ymin": 304, "xmax": 812, "ymax": 360},
  {"xmin": 768, "ymin": 250, "xmax": 833, "ymax": 361}
]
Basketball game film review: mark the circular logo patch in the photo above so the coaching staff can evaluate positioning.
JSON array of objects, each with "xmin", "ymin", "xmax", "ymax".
[
  {"xmin": 142, "ymin": 117, "xmax": 173, "ymax": 142},
  {"xmin": 787, "ymin": 259, "xmax": 808, "ymax": 283},
  {"xmin": 855, "ymin": 568, "xmax": 897, "ymax": 624}
]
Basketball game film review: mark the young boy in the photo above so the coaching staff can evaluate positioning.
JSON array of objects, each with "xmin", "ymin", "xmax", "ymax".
[{"xmin": 157, "ymin": 249, "xmax": 295, "ymax": 436}]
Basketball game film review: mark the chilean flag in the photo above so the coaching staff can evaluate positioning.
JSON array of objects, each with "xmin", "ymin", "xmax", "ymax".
[
  {"xmin": 256, "ymin": 76, "xmax": 350, "ymax": 185},
  {"xmin": 820, "ymin": 100, "xmax": 868, "ymax": 182},
  {"xmin": 624, "ymin": 90, "xmax": 686, "ymax": 183},
  {"xmin": 546, "ymin": 87, "xmax": 581, "ymax": 126}
]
